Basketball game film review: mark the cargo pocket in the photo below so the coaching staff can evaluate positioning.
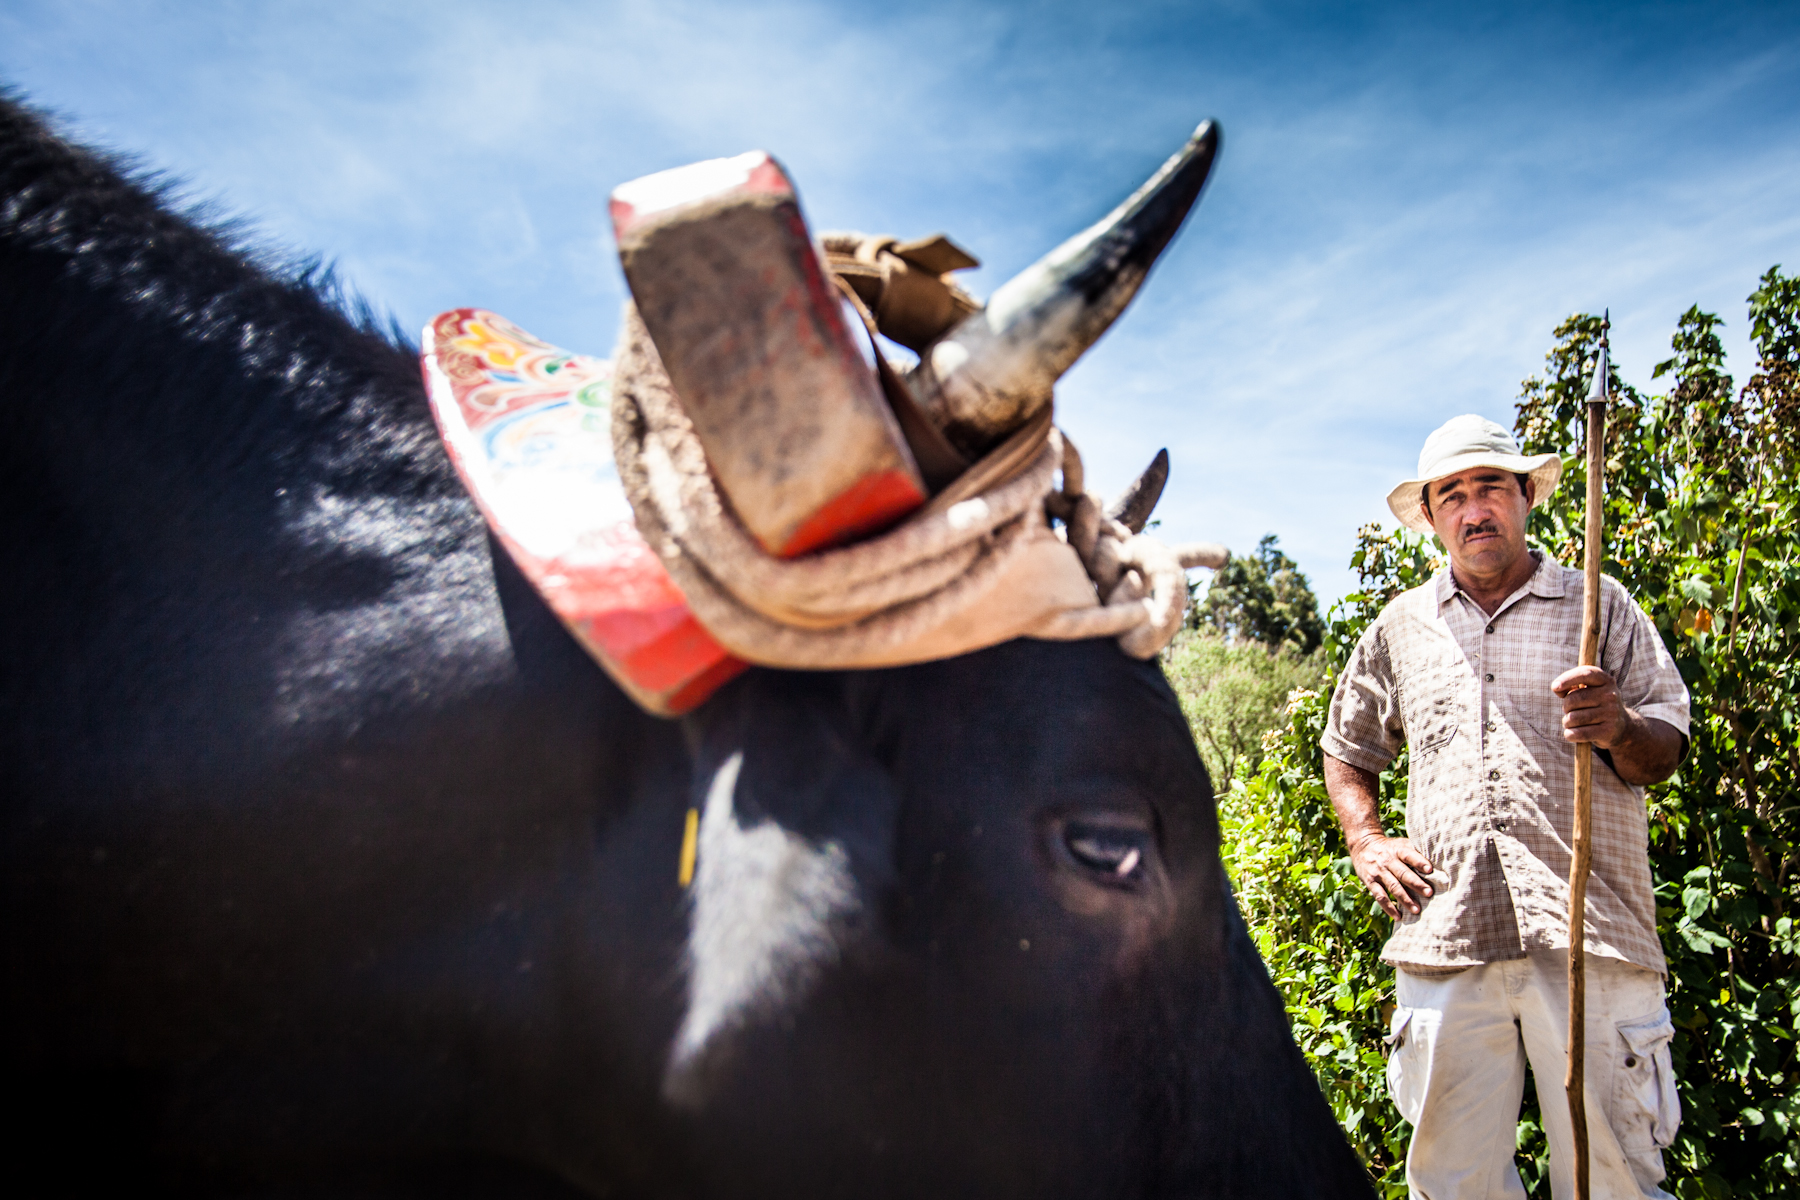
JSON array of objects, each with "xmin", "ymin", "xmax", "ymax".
[
  {"xmin": 1385, "ymin": 1007, "xmax": 1425, "ymax": 1125},
  {"xmin": 1614, "ymin": 1010, "xmax": 1679, "ymax": 1151}
]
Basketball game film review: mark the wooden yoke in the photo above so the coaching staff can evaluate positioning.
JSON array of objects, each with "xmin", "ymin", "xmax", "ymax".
[
  {"xmin": 1567, "ymin": 312, "xmax": 1609, "ymax": 1200},
  {"xmin": 612, "ymin": 153, "xmax": 928, "ymax": 558}
]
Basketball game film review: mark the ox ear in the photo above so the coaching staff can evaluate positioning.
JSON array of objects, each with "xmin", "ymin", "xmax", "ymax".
[{"xmin": 665, "ymin": 674, "xmax": 902, "ymax": 1109}]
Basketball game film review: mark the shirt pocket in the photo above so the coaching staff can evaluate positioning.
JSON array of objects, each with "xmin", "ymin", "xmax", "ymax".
[
  {"xmin": 1521, "ymin": 713, "xmax": 1577, "ymax": 798},
  {"xmin": 1384, "ymin": 1007, "xmax": 1426, "ymax": 1126},
  {"xmin": 1613, "ymin": 1009, "xmax": 1680, "ymax": 1150},
  {"xmin": 1401, "ymin": 648, "xmax": 1465, "ymax": 768},
  {"xmin": 1404, "ymin": 723, "xmax": 1459, "ymax": 827},
  {"xmin": 1524, "ymin": 712, "xmax": 1574, "ymax": 755},
  {"xmin": 1415, "ymin": 724, "xmax": 1457, "ymax": 755}
]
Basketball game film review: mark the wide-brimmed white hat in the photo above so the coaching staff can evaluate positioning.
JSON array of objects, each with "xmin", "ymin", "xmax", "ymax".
[{"xmin": 1386, "ymin": 415, "xmax": 1561, "ymax": 535}]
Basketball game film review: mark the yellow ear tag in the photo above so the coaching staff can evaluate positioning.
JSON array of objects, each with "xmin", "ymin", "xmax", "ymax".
[{"xmin": 678, "ymin": 807, "xmax": 700, "ymax": 887}]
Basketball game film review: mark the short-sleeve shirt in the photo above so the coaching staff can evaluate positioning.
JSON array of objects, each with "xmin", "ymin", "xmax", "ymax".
[{"xmin": 1322, "ymin": 551, "xmax": 1690, "ymax": 974}]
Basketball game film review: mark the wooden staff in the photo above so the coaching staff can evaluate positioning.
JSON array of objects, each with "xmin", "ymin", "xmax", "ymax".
[{"xmin": 1566, "ymin": 312, "xmax": 1609, "ymax": 1200}]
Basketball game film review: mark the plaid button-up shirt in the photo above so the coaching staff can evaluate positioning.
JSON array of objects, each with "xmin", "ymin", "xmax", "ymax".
[{"xmin": 1322, "ymin": 551, "xmax": 1690, "ymax": 974}]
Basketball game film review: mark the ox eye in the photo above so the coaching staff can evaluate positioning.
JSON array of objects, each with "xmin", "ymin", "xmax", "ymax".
[{"xmin": 1062, "ymin": 822, "xmax": 1151, "ymax": 883}]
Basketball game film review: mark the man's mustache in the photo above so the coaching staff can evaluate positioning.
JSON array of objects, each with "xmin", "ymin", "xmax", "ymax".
[{"xmin": 1460, "ymin": 521, "xmax": 1500, "ymax": 544}]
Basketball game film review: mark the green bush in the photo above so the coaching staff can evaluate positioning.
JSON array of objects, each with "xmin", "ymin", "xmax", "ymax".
[
  {"xmin": 1195, "ymin": 267, "xmax": 1800, "ymax": 1198},
  {"xmin": 1164, "ymin": 631, "xmax": 1323, "ymax": 795},
  {"xmin": 1209, "ymin": 524, "xmax": 1436, "ymax": 1198}
]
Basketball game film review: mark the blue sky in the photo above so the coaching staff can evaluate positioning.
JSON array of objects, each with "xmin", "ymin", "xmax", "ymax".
[{"xmin": 5, "ymin": 0, "xmax": 1797, "ymax": 602}]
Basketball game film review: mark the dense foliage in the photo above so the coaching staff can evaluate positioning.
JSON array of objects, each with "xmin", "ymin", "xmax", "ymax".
[
  {"xmin": 1513, "ymin": 271, "xmax": 1800, "ymax": 1196},
  {"xmin": 1205, "ymin": 525, "xmax": 1434, "ymax": 1196},
  {"xmin": 1192, "ymin": 267, "xmax": 1800, "ymax": 1198}
]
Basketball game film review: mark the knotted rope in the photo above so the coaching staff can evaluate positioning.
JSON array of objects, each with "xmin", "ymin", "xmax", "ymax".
[
  {"xmin": 611, "ymin": 306, "xmax": 1222, "ymax": 670},
  {"xmin": 1041, "ymin": 448, "xmax": 1216, "ymax": 658}
]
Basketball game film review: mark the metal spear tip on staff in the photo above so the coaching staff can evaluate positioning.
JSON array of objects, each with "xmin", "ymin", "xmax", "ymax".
[{"xmin": 1567, "ymin": 308, "xmax": 1609, "ymax": 1200}]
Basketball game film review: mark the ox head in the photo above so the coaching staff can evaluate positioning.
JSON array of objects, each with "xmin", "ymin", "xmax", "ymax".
[
  {"xmin": 619, "ymin": 124, "xmax": 1360, "ymax": 1200},
  {"xmin": 665, "ymin": 641, "xmax": 1366, "ymax": 1197},
  {"xmin": 650, "ymin": 125, "xmax": 1368, "ymax": 1197}
]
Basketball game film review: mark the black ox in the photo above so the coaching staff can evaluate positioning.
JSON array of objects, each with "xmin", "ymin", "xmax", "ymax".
[{"xmin": 0, "ymin": 94, "xmax": 1373, "ymax": 1199}]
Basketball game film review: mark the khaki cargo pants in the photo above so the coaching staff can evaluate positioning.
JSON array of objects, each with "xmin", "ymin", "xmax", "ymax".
[{"xmin": 1387, "ymin": 950, "xmax": 1680, "ymax": 1200}]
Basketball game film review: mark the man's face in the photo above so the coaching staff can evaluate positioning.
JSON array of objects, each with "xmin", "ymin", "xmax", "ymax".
[{"xmin": 1425, "ymin": 467, "xmax": 1535, "ymax": 581}]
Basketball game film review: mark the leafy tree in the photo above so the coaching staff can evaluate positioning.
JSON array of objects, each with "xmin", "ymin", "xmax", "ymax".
[
  {"xmin": 1203, "ymin": 267, "xmax": 1800, "ymax": 1198},
  {"xmin": 1193, "ymin": 533, "xmax": 1326, "ymax": 654}
]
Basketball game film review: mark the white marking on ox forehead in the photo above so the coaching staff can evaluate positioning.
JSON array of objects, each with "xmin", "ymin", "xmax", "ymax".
[{"xmin": 665, "ymin": 752, "xmax": 860, "ymax": 1096}]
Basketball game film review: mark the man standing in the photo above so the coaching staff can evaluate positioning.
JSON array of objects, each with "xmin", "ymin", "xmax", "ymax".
[{"xmin": 1324, "ymin": 415, "xmax": 1690, "ymax": 1199}]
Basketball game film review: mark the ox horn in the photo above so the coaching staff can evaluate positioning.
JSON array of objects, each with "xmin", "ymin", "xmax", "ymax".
[
  {"xmin": 907, "ymin": 120, "xmax": 1221, "ymax": 458},
  {"xmin": 1107, "ymin": 448, "xmax": 1170, "ymax": 534}
]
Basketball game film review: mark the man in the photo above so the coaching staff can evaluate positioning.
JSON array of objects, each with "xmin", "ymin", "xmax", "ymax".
[{"xmin": 1323, "ymin": 415, "xmax": 1690, "ymax": 1200}]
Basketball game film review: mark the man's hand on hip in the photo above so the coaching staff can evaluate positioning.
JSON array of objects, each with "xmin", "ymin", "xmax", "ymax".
[
  {"xmin": 1324, "ymin": 753, "xmax": 1437, "ymax": 919},
  {"xmin": 1350, "ymin": 833, "xmax": 1436, "ymax": 919}
]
